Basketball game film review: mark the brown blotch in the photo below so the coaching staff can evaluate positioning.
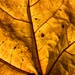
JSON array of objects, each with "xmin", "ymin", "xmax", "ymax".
[
  {"xmin": 22, "ymin": 59, "xmax": 24, "ymax": 61},
  {"xmin": 35, "ymin": 18, "xmax": 38, "ymax": 20},
  {"xmin": 18, "ymin": 47, "xmax": 19, "ymax": 49},
  {"xmin": 62, "ymin": 24, "xmax": 64, "ymax": 28},
  {"xmin": 6, "ymin": 4, "xmax": 8, "ymax": 5},
  {"xmin": 13, "ymin": 46, "xmax": 16, "ymax": 50},
  {"xmin": 21, "ymin": 51, "xmax": 23, "ymax": 53},
  {"xmin": 41, "ymin": 33, "xmax": 45, "ymax": 37},
  {"xmin": 2, "ymin": 41, "xmax": 4, "ymax": 43},
  {"xmin": 59, "ymin": 9, "xmax": 62, "ymax": 11}
]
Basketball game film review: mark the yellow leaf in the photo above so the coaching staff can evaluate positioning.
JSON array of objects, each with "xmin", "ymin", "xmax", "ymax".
[{"xmin": 0, "ymin": 0, "xmax": 75, "ymax": 75}]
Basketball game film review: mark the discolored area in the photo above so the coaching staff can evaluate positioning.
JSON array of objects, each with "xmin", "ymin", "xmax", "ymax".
[
  {"xmin": 41, "ymin": 33, "xmax": 45, "ymax": 37},
  {"xmin": 0, "ymin": 0, "xmax": 75, "ymax": 75},
  {"xmin": 62, "ymin": 24, "xmax": 64, "ymax": 28}
]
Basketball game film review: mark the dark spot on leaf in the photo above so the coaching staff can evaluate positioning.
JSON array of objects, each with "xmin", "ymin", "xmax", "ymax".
[
  {"xmin": 69, "ymin": 41, "xmax": 71, "ymax": 43},
  {"xmin": 21, "ymin": 51, "xmax": 22, "ymax": 53},
  {"xmin": 41, "ymin": 33, "xmax": 45, "ymax": 37},
  {"xmin": 6, "ymin": 4, "xmax": 8, "ymax": 5},
  {"xmin": 48, "ymin": 43, "xmax": 51, "ymax": 46},
  {"xmin": 13, "ymin": 46, "xmax": 16, "ymax": 50},
  {"xmin": 22, "ymin": 59, "xmax": 24, "ymax": 61},
  {"xmin": 18, "ymin": 47, "xmax": 19, "ymax": 49},
  {"xmin": 62, "ymin": 24, "xmax": 64, "ymax": 28},
  {"xmin": 59, "ymin": 9, "xmax": 62, "ymax": 11},
  {"xmin": 35, "ymin": 18, "xmax": 38, "ymax": 20},
  {"xmin": 22, "ymin": 14, "xmax": 24, "ymax": 16},
  {"xmin": 2, "ymin": 41, "xmax": 4, "ymax": 43}
]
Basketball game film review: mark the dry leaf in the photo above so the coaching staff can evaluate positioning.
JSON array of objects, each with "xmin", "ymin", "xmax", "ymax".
[{"xmin": 0, "ymin": 0, "xmax": 75, "ymax": 75}]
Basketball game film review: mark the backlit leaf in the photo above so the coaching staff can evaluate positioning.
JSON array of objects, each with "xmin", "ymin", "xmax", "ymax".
[{"xmin": 0, "ymin": 0, "xmax": 75, "ymax": 75}]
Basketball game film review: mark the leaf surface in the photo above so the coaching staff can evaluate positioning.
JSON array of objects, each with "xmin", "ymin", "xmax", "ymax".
[{"xmin": 0, "ymin": 0, "xmax": 75, "ymax": 75}]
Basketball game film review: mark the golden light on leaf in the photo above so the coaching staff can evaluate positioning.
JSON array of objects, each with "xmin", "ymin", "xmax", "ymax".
[{"xmin": 0, "ymin": 0, "xmax": 75, "ymax": 75}]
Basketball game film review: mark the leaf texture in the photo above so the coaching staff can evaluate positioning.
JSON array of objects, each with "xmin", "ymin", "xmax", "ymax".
[{"xmin": 0, "ymin": 0, "xmax": 75, "ymax": 75}]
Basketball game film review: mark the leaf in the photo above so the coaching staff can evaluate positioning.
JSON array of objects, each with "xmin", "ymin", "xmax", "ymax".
[
  {"xmin": 0, "ymin": 59, "xmax": 29, "ymax": 75},
  {"xmin": 0, "ymin": 0, "xmax": 75, "ymax": 75}
]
